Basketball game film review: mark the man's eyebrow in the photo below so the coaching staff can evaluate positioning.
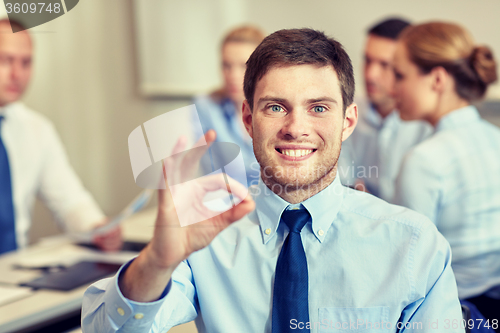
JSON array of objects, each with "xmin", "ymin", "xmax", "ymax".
[
  {"xmin": 257, "ymin": 96, "xmax": 288, "ymax": 104},
  {"xmin": 306, "ymin": 97, "xmax": 338, "ymax": 105},
  {"xmin": 257, "ymin": 96, "xmax": 339, "ymax": 105}
]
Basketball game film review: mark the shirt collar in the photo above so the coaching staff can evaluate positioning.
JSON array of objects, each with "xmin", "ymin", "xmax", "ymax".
[
  {"xmin": 435, "ymin": 105, "xmax": 481, "ymax": 132},
  {"xmin": 0, "ymin": 102, "xmax": 22, "ymax": 120},
  {"xmin": 254, "ymin": 175, "xmax": 344, "ymax": 244}
]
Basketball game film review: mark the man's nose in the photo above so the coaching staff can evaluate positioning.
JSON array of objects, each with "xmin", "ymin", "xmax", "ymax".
[
  {"xmin": 280, "ymin": 110, "xmax": 309, "ymax": 140},
  {"xmin": 365, "ymin": 63, "xmax": 380, "ymax": 81},
  {"xmin": 10, "ymin": 62, "xmax": 23, "ymax": 80}
]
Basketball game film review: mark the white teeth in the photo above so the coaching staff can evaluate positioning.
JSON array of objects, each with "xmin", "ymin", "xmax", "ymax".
[{"xmin": 280, "ymin": 149, "xmax": 313, "ymax": 157}]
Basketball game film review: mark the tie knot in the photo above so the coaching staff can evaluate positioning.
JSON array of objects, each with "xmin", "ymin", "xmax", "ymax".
[{"xmin": 281, "ymin": 208, "xmax": 311, "ymax": 233}]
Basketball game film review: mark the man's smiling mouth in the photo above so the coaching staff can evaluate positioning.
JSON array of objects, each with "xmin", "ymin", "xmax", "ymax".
[{"xmin": 275, "ymin": 148, "xmax": 316, "ymax": 157}]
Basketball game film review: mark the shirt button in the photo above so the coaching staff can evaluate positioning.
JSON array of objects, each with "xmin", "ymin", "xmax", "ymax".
[
  {"xmin": 265, "ymin": 228, "xmax": 271, "ymax": 235},
  {"xmin": 117, "ymin": 307, "xmax": 125, "ymax": 316},
  {"xmin": 134, "ymin": 313, "xmax": 144, "ymax": 320},
  {"xmin": 318, "ymin": 229, "xmax": 324, "ymax": 236}
]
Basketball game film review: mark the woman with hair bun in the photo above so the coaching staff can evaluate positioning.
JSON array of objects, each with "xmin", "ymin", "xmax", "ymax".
[{"xmin": 392, "ymin": 21, "xmax": 500, "ymax": 325}]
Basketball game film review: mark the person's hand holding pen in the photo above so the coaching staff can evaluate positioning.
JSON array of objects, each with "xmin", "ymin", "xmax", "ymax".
[{"xmin": 119, "ymin": 130, "xmax": 255, "ymax": 302}]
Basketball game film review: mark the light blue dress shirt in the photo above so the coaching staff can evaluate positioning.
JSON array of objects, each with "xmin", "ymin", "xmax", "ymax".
[
  {"xmin": 394, "ymin": 105, "xmax": 500, "ymax": 300},
  {"xmin": 193, "ymin": 95, "xmax": 260, "ymax": 187},
  {"xmin": 339, "ymin": 100, "xmax": 431, "ymax": 201},
  {"xmin": 82, "ymin": 176, "xmax": 463, "ymax": 333}
]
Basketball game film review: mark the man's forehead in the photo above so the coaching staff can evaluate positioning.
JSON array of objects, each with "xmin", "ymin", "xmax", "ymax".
[
  {"xmin": 0, "ymin": 35, "xmax": 32, "ymax": 54},
  {"xmin": 365, "ymin": 35, "xmax": 397, "ymax": 56},
  {"xmin": 257, "ymin": 63, "xmax": 339, "ymax": 85},
  {"xmin": 0, "ymin": 23, "xmax": 32, "ymax": 48}
]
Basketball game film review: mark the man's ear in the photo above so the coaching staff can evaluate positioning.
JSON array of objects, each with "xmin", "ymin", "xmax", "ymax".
[
  {"xmin": 242, "ymin": 100, "xmax": 254, "ymax": 139},
  {"xmin": 342, "ymin": 103, "xmax": 358, "ymax": 142},
  {"xmin": 430, "ymin": 66, "xmax": 448, "ymax": 93}
]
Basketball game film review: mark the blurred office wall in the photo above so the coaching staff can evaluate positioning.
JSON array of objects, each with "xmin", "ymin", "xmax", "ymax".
[{"xmin": 14, "ymin": 0, "xmax": 498, "ymax": 241}]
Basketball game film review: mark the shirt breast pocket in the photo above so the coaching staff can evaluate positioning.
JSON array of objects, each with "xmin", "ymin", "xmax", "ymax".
[{"xmin": 318, "ymin": 306, "xmax": 390, "ymax": 332}]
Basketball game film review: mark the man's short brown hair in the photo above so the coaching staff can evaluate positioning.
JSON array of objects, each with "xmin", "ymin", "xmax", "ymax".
[{"xmin": 243, "ymin": 28, "xmax": 355, "ymax": 112}]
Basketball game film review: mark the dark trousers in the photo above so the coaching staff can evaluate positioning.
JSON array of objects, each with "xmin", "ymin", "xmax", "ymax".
[{"xmin": 464, "ymin": 294, "xmax": 500, "ymax": 332}]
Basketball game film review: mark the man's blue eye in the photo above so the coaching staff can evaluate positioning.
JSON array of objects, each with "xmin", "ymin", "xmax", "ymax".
[
  {"xmin": 271, "ymin": 105, "xmax": 282, "ymax": 112},
  {"xmin": 313, "ymin": 106, "xmax": 325, "ymax": 113}
]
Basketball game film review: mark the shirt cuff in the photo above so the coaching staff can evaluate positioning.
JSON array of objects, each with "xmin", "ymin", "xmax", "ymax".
[{"xmin": 104, "ymin": 259, "xmax": 172, "ymax": 328}]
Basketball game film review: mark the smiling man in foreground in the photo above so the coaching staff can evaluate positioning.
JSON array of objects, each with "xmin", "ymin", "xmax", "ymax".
[{"xmin": 82, "ymin": 29, "xmax": 463, "ymax": 333}]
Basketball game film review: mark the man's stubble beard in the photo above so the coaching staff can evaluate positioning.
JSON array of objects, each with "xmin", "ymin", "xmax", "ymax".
[{"xmin": 254, "ymin": 138, "xmax": 342, "ymax": 196}]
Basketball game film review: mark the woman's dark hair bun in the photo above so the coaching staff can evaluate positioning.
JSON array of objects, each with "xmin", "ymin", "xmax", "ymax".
[{"xmin": 471, "ymin": 46, "xmax": 498, "ymax": 85}]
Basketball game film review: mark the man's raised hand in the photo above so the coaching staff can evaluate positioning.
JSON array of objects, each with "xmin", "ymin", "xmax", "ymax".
[{"xmin": 120, "ymin": 130, "xmax": 254, "ymax": 302}]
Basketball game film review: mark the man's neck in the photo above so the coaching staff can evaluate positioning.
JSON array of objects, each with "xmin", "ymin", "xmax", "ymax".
[{"xmin": 262, "ymin": 167, "xmax": 337, "ymax": 204}]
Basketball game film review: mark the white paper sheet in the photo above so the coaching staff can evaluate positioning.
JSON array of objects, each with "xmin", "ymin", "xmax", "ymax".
[{"xmin": 0, "ymin": 286, "xmax": 33, "ymax": 307}]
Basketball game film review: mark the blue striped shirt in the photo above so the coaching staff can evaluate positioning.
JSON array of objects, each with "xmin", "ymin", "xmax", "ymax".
[{"xmin": 394, "ymin": 105, "xmax": 500, "ymax": 299}]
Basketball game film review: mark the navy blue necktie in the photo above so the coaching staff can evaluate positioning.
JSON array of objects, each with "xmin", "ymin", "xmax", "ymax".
[
  {"xmin": 0, "ymin": 115, "xmax": 16, "ymax": 254},
  {"xmin": 272, "ymin": 208, "xmax": 311, "ymax": 332}
]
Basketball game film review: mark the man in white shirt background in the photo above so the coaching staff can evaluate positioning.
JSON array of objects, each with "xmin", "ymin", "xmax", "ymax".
[
  {"xmin": 338, "ymin": 18, "xmax": 431, "ymax": 201},
  {"xmin": 0, "ymin": 18, "xmax": 121, "ymax": 253}
]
